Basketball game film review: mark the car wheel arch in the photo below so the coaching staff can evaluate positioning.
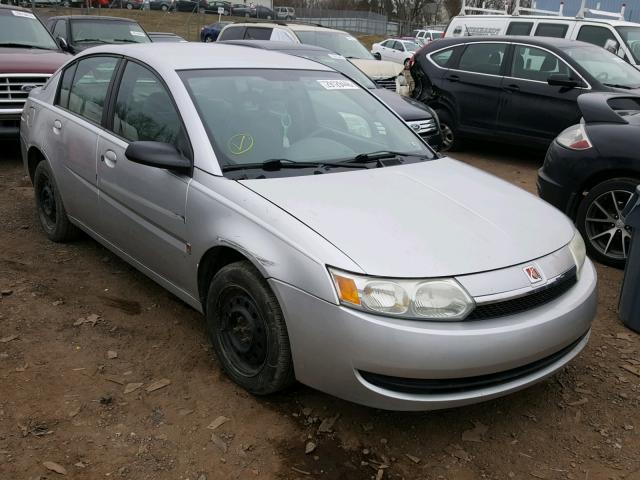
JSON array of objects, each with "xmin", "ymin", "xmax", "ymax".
[{"xmin": 27, "ymin": 146, "xmax": 48, "ymax": 184}]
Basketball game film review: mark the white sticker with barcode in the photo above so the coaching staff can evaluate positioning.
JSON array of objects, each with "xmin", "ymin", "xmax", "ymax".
[
  {"xmin": 317, "ymin": 79, "xmax": 359, "ymax": 90},
  {"xmin": 12, "ymin": 10, "xmax": 36, "ymax": 19},
  {"xmin": 131, "ymin": 30, "xmax": 146, "ymax": 37}
]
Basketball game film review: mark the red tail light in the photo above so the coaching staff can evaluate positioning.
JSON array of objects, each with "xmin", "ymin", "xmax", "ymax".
[
  {"xmin": 408, "ymin": 55, "xmax": 415, "ymax": 68},
  {"xmin": 556, "ymin": 124, "xmax": 592, "ymax": 150}
]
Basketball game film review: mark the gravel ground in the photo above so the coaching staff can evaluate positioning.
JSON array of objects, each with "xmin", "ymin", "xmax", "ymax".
[{"xmin": 0, "ymin": 140, "xmax": 638, "ymax": 480}]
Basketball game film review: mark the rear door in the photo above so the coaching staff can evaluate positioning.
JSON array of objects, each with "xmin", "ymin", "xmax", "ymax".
[
  {"xmin": 97, "ymin": 60, "xmax": 192, "ymax": 289},
  {"xmin": 445, "ymin": 42, "xmax": 508, "ymax": 132},
  {"xmin": 497, "ymin": 43, "xmax": 583, "ymax": 142}
]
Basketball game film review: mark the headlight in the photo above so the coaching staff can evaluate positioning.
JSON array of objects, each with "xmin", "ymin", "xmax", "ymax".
[
  {"xmin": 328, "ymin": 268, "xmax": 475, "ymax": 320},
  {"xmin": 568, "ymin": 229, "xmax": 586, "ymax": 276}
]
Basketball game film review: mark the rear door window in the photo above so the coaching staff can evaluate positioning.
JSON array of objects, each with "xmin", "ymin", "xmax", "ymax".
[
  {"xmin": 506, "ymin": 21, "xmax": 533, "ymax": 36},
  {"xmin": 57, "ymin": 62, "xmax": 77, "ymax": 110},
  {"xmin": 245, "ymin": 27, "xmax": 272, "ymax": 40},
  {"xmin": 510, "ymin": 45, "xmax": 570, "ymax": 81},
  {"xmin": 67, "ymin": 56, "xmax": 119, "ymax": 124},
  {"xmin": 458, "ymin": 43, "xmax": 507, "ymax": 75},
  {"xmin": 535, "ymin": 23, "xmax": 569, "ymax": 38},
  {"xmin": 219, "ymin": 25, "xmax": 244, "ymax": 40},
  {"xmin": 576, "ymin": 25, "xmax": 616, "ymax": 48}
]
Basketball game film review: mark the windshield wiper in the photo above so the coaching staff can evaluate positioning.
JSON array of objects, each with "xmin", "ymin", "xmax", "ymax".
[
  {"xmin": 603, "ymin": 82, "xmax": 639, "ymax": 90},
  {"xmin": 113, "ymin": 38, "xmax": 142, "ymax": 43},
  {"xmin": 74, "ymin": 38, "xmax": 109, "ymax": 44},
  {"xmin": 222, "ymin": 158, "xmax": 369, "ymax": 173},
  {"xmin": 351, "ymin": 150, "xmax": 414, "ymax": 163},
  {"xmin": 0, "ymin": 43, "xmax": 55, "ymax": 50}
]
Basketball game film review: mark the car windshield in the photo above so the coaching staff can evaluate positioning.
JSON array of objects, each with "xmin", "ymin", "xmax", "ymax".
[
  {"xmin": 283, "ymin": 50, "xmax": 377, "ymax": 89},
  {"xmin": 179, "ymin": 69, "xmax": 431, "ymax": 176},
  {"xmin": 431, "ymin": 31, "xmax": 443, "ymax": 39},
  {"xmin": 401, "ymin": 41, "xmax": 420, "ymax": 52},
  {"xmin": 70, "ymin": 20, "xmax": 150, "ymax": 44},
  {"xmin": 0, "ymin": 9, "xmax": 57, "ymax": 50},
  {"xmin": 616, "ymin": 26, "xmax": 640, "ymax": 63},
  {"xmin": 295, "ymin": 31, "xmax": 374, "ymax": 59},
  {"xmin": 562, "ymin": 44, "xmax": 640, "ymax": 88}
]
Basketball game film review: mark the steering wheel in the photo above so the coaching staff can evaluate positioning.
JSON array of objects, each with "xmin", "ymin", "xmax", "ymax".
[{"xmin": 596, "ymin": 71, "xmax": 609, "ymax": 82}]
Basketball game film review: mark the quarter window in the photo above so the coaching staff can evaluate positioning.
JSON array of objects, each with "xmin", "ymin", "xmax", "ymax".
[
  {"xmin": 510, "ymin": 45, "xmax": 570, "ymax": 81},
  {"xmin": 67, "ymin": 56, "xmax": 119, "ymax": 124},
  {"xmin": 113, "ymin": 62, "xmax": 188, "ymax": 154},
  {"xmin": 534, "ymin": 23, "xmax": 569, "ymax": 38},
  {"xmin": 576, "ymin": 25, "xmax": 616, "ymax": 48},
  {"xmin": 57, "ymin": 62, "xmax": 77, "ymax": 109},
  {"xmin": 506, "ymin": 21, "xmax": 533, "ymax": 36},
  {"xmin": 458, "ymin": 43, "xmax": 507, "ymax": 75},
  {"xmin": 430, "ymin": 47, "xmax": 455, "ymax": 67},
  {"xmin": 245, "ymin": 27, "xmax": 271, "ymax": 40}
]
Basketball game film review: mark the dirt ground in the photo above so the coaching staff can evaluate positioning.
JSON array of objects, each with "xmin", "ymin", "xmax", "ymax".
[{"xmin": 1, "ymin": 140, "xmax": 639, "ymax": 480}]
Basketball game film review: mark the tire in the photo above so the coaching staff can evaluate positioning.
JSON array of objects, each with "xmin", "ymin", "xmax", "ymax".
[
  {"xmin": 161, "ymin": 3, "xmax": 167, "ymax": 10},
  {"xmin": 34, "ymin": 161, "xmax": 78, "ymax": 243},
  {"xmin": 244, "ymin": 12, "xmax": 249, "ymax": 17},
  {"xmin": 403, "ymin": 58, "xmax": 410, "ymax": 69},
  {"xmin": 205, "ymin": 261, "xmax": 295, "ymax": 395},
  {"xmin": 435, "ymin": 108, "xmax": 461, "ymax": 152},
  {"xmin": 204, "ymin": 35, "xmax": 213, "ymax": 42},
  {"xmin": 266, "ymin": 14, "xmax": 272, "ymax": 19},
  {"xmin": 576, "ymin": 177, "xmax": 639, "ymax": 268},
  {"xmin": 285, "ymin": 15, "xmax": 291, "ymax": 19},
  {"xmin": 126, "ymin": 2, "xmax": 132, "ymax": 7}
]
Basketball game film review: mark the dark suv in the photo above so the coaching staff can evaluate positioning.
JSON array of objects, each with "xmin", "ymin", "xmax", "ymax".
[
  {"xmin": 410, "ymin": 36, "xmax": 640, "ymax": 150},
  {"xmin": 0, "ymin": 5, "xmax": 68, "ymax": 138},
  {"xmin": 46, "ymin": 16, "xmax": 150, "ymax": 54}
]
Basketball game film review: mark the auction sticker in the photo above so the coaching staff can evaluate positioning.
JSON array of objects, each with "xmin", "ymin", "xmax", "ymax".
[
  {"xmin": 12, "ymin": 10, "xmax": 36, "ymax": 19},
  {"xmin": 131, "ymin": 31, "xmax": 146, "ymax": 37},
  {"xmin": 317, "ymin": 79, "xmax": 359, "ymax": 90}
]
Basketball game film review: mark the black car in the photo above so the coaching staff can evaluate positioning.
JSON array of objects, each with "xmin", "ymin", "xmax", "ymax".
[
  {"xmin": 249, "ymin": 4, "xmax": 275, "ymax": 19},
  {"xmin": 538, "ymin": 92, "xmax": 640, "ymax": 268},
  {"xmin": 175, "ymin": 0, "xmax": 229, "ymax": 13},
  {"xmin": 230, "ymin": 2, "xmax": 250, "ymax": 16},
  {"xmin": 410, "ymin": 36, "xmax": 640, "ymax": 151},
  {"xmin": 45, "ymin": 16, "xmax": 150, "ymax": 54},
  {"xmin": 222, "ymin": 40, "xmax": 442, "ymax": 149}
]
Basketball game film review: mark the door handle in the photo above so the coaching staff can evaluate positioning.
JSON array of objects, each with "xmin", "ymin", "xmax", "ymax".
[
  {"xmin": 504, "ymin": 84, "xmax": 520, "ymax": 92},
  {"xmin": 52, "ymin": 120, "xmax": 62, "ymax": 133},
  {"xmin": 446, "ymin": 74, "xmax": 460, "ymax": 82},
  {"xmin": 101, "ymin": 150, "xmax": 117, "ymax": 167}
]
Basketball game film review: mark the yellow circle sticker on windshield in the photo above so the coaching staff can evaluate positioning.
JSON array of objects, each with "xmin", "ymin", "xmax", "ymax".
[{"xmin": 228, "ymin": 133, "xmax": 254, "ymax": 155}]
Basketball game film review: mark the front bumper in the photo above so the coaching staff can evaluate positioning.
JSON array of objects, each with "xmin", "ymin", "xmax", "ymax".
[
  {"xmin": 270, "ymin": 259, "xmax": 597, "ymax": 411},
  {"xmin": 0, "ymin": 111, "xmax": 22, "ymax": 138}
]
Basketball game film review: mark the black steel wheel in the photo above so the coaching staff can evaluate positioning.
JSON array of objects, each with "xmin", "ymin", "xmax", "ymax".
[
  {"xmin": 576, "ymin": 177, "xmax": 638, "ymax": 268},
  {"xmin": 33, "ymin": 161, "xmax": 78, "ymax": 242},
  {"xmin": 206, "ymin": 261, "xmax": 294, "ymax": 395}
]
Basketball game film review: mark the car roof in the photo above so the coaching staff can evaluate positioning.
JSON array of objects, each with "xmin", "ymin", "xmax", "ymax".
[
  {"xmin": 224, "ymin": 22, "xmax": 334, "ymax": 32},
  {"xmin": 80, "ymin": 43, "xmax": 334, "ymax": 72},
  {"xmin": 449, "ymin": 14, "xmax": 637, "ymax": 28},
  {"xmin": 221, "ymin": 39, "xmax": 331, "ymax": 52},
  {"xmin": 428, "ymin": 35, "xmax": 595, "ymax": 50},
  {"xmin": 0, "ymin": 4, "xmax": 31, "ymax": 12},
  {"xmin": 47, "ymin": 15, "xmax": 139, "ymax": 22}
]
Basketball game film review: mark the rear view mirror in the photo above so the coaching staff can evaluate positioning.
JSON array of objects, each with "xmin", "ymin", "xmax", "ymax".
[
  {"xmin": 548, "ymin": 74, "xmax": 578, "ymax": 88},
  {"xmin": 604, "ymin": 38, "xmax": 619, "ymax": 54},
  {"xmin": 373, "ymin": 51, "xmax": 381, "ymax": 60},
  {"xmin": 125, "ymin": 141, "xmax": 191, "ymax": 172},
  {"xmin": 57, "ymin": 36, "xmax": 68, "ymax": 52}
]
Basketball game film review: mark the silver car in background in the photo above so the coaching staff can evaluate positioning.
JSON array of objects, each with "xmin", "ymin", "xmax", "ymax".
[{"xmin": 20, "ymin": 44, "xmax": 597, "ymax": 411}]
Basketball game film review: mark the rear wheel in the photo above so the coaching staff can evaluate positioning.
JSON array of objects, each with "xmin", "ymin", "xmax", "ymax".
[
  {"xmin": 435, "ymin": 109, "xmax": 461, "ymax": 152},
  {"xmin": 161, "ymin": 3, "xmax": 167, "ymax": 10},
  {"xmin": 34, "ymin": 162, "xmax": 78, "ymax": 243},
  {"xmin": 126, "ymin": 2, "xmax": 132, "ymax": 7},
  {"xmin": 206, "ymin": 261, "xmax": 295, "ymax": 395},
  {"xmin": 576, "ymin": 177, "xmax": 639, "ymax": 268},
  {"xmin": 204, "ymin": 34, "xmax": 213, "ymax": 42}
]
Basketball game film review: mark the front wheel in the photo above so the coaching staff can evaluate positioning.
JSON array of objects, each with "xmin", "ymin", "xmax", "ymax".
[
  {"xmin": 204, "ymin": 35, "xmax": 213, "ymax": 42},
  {"xmin": 34, "ymin": 161, "xmax": 78, "ymax": 243},
  {"xmin": 206, "ymin": 261, "xmax": 295, "ymax": 395},
  {"xmin": 435, "ymin": 109, "xmax": 461, "ymax": 152},
  {"xmin": 126, "ymin": 2, "xmax": 132, "ymax": 7},
  {"xmin": 576, "ymin": 177, "xmax": 639, "ymax": 268},
  {"xmin": 161, "ymin": 3, "xmax": 167, "ymax": 10}
]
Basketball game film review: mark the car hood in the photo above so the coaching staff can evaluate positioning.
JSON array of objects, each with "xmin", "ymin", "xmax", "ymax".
[
  {"xmin": 351, "ymin": 58, "xmax": 403, "ymax": 79},
  {"xmin": 240, "ymin": 158, "xmax": 575, "ymax": 277},
  {"xmin": 0, "ymin": 48, "xmax": 69, "ymax": 73},
  {"xmin": 371, "ymin": 87, "xmax": 435, "ymax": 121}
]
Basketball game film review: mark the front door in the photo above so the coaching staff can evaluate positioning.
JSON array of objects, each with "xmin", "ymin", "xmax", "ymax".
[
  {"xmin": 446, "ymin": 42, "xmax": 508, "ymax": 132},
  {"xmin": 97, "ymin": 60, "xmax": 193, "ymax": 290},
  {"xmin": 497, "ymin": 44, "xmax": 582, "ymax": 142}
]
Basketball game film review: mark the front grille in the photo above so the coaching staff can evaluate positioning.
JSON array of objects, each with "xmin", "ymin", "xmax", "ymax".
[
  {"xmin": 467, "ymin": 267, "xmax": 577, "ymax": 320},
  {"xmin": 359, "ymin": 331, "xmax": 587, "ymax": 395},
  {"xmin": 407, "ymin": 119, "xmax": 437, "ymax": 135},
  {"xmin": 374, "ymin": 77, "xmax": 397, "ymax": 91},
  {"xmin": 0, "ymin": 75, "xmax": 50, "ymax": 111}
]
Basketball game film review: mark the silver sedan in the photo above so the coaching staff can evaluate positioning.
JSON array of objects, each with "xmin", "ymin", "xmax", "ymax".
[{"xmin": 20, "ymin": 43, "xmax": 597, "ymax": 411}]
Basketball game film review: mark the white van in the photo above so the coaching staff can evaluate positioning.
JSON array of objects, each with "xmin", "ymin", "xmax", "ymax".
[
  {"xmin": 445, "ymin": 0, "xmax": 640, "ymax": 69},
  {"xmin": 413, "ymin": 29, "xmax": 444, "ymax": 45}
]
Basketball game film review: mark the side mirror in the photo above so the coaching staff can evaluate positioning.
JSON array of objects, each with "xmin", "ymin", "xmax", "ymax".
[
  {"xmin": 373, "ymin": 51, "xmax": 381, "ymax": 60},
  {"xmin": 57, "ymin": 36, "xmax": 68, "ymax": 52},
  {"xmin": 125, "ymin": 141, "xmax": 191, "ymax": 172},
  {"xmin": 547, "ymin": 74, "xmax": 578, "ymax": 88},
  {"xmin": 604, "ymin": 38, "xmax": 619, "ymax": 54}
]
